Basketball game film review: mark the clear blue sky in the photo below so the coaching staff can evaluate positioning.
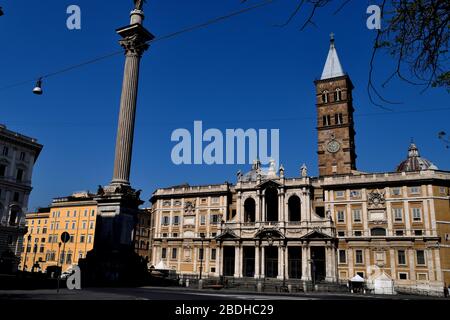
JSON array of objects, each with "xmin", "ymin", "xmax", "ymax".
[{"xmin": 0, "ymin": 1, "xmax": 448, "ymax": 210}]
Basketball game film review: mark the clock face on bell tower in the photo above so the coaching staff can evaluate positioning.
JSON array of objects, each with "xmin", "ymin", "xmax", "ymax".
[{"xmin": 315, "ymin": 35, "xmax": 357, "ymax": 176}]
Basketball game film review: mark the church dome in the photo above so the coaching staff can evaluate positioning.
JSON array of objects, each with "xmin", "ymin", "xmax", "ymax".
[{"xmin": 396, "ymin": 142, "xmax": 438, "ymax": 172}]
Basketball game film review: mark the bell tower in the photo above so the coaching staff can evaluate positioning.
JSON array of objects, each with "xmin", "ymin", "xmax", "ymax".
[{"xmin": 315, "ymin": 34, "xmax": 356, "ymax": 176}]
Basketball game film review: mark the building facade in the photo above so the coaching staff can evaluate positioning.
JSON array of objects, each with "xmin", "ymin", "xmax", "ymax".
[
  {"xmin": 150, "ymin": 184, "xmax": 231, "ymax": 276},
  {"xmin": 149, "ymin": 36, "xmax": 450, "ymax": 295},
  {"xmin": 20, "ymin": 191, "xmax": 153, "ymax": 273},
  {"xmin": 134, "ymin": 208, "xmax": 153, "ymax": 262},
  {"xmin": 20, "ymin": 192, "xmax": 98, "ymax": 272},
  {"xmin": 0, "ymin": 124, "xmax": 43, "ymax": 273}
]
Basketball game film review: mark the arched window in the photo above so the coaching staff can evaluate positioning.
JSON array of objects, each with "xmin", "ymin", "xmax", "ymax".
[
  {"xmin": 265, "ymin": 187, "xmax": 279, "ymax": 222},
  {"xmin": 322, "ymin": 91, "xmax": 329, "ymax": 104},
  {"xmin": 334, "ymin": 88, "xmax": 342, "ymax": 101},
  {"xmin": 288, "ymin": 195, "xmax": 301, "ymax": 222},
  {"xmin": 371, "ymin": 228, "xmax": 386, "ymax": 236},
  {"xmin": 244, "ymin": 198, "xmax": 256, "ymax": 222}
]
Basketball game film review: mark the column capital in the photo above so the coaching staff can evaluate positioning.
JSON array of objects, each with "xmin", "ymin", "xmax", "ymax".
[
  {"xmin": 120, "ymin": 34, "xmax": 150, "ymax": 57},
  {"xmin": 117, "ymin": 24, "xmax": 154, "ymax": 57}
]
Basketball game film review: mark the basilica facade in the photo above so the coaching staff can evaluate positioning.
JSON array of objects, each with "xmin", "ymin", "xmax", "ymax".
[{"xmin": 150, "ymin": 37, "xmax": 450, "ymax": 295}]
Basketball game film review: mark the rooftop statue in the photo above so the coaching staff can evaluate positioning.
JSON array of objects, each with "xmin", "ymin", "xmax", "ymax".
[{"xmin": 133, "ymin": 0, "xmax": 146, "ymax": 10}]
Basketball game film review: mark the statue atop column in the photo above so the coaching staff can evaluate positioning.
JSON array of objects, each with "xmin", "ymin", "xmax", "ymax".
[{"xmin": 134, "ymin": 0, "xmax": 146, "ymax": 11}]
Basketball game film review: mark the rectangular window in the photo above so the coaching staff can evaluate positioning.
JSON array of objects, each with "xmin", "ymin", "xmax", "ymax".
[
  {"xmin": 20, "ymin": 152, "xmax": 26, "ymax": 161},
  {"xmin": 199, "ymin": 248, "xmax": 204, "ymax": 260},
  {"xmin": 0, "ymin": 164, "xmax": 6, "ymax": 177},
  {"xmin": 395, "ymin": 230, "xmax": 404, "ymax": 236},
  {"xmin": 82, "ymin": 221, "xmax": 87, "ymax": 229},
  {"xmin": 352, "ymin": 209, "xmax": 361, "ymax": 223},
  {"xmin": 200, "ymin": 215, "xmax": 206, "ymax": 225},
  {"xmin": 211, "ymin": 248, "xmax": 217, "ymax": 260},
  {"xmin": 16, "ymin": 169, "xmax": 24, "ymax": 181},
  {"xmin": 89, "ymin": 222, "xmax": 94, "ymax": 229},
  {"xmin": 399, "ymin": 272, "xmax": 408, "ymax": 280},
  {"xmin": 173, "ymin": 216, "xmax": 179, "ymax": 225},
  {"xmin": 397, "ymin": 250, "xmax": 406, "ymax": 265},
  {"xmin": 414, "ymin": 229, "xmax": 423, "ymax": 236},
  {"xmin": 410, "ymin": 186, "xmax": 420, "ymax": 194},
  {"xmin": 393, "ymin": 208, "xmax": 403, "ymax": 222},
  {"xmin": 211, "ymin": 197, "xmax": 220, "ymax": 204},
  {"xmin": 13, "ymin": 192, "xmax": 19, "ymax": 202},
  {"xmin": 211, "ymin": 215, "xmax": 219, "ymax": 224},
  {"xmin": 171, "ymin": 248, "xmax": 177, "ymax": 259},
  {"xmin": 335, "ymin": 191, "xmax": 345, "ymax": 198},
  {"xmin": 412, "ymin": 208, "xmax": 422, "ymax": 221},
  {"xmin": 80, "ymin": 235, "xmax": 85, "ymax": 243},
  {"xmin": 391, "ymin": 187, "xmax": 401, "ymax": 196},
  {"xmin": 162, "ymin": 216, "xmax": 169, "ymax": 225},
  {"xmin": 354, "ymin": 230, "xmax": 362, "ymax": 237},
  {"xmin": 163, "ymin": 200, "xmax": 171, "ymax": 207},
  {"xmin": 337, "ymin": 231, "xmax": 345, "ymax": 237},
  {"xmin": 416, "ymin": 250, "xmax": 425, "ymax": 265},
  {"xmin": 2, "ymin": 146, "xmax": 9, "ymax": 156},
  {"xmin": 161, "ymin": 248, "xmax": 167, "ymax": 259},
  {"xmin": 88, "ymin": 235, "xmax": 93, "ymax": 243},
  {"xmin": 355, "ymin": 250, "xmax": 363, "ymax": 264},
  {"xmin": 337, "ymin": 210, "xmax": 345, "ymax": 223},
  {"xmin": 338, "ymin": 250, "xmax": 346, "ymax": 264}
]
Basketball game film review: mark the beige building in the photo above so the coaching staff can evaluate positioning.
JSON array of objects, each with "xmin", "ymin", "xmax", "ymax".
[
  {"xmin": 150, "ymin": 184, "xmax": 230, "ymax": 276},
  {"xmin": 149, "ymin": 36, "xmax": 450, "ymax": 296}
]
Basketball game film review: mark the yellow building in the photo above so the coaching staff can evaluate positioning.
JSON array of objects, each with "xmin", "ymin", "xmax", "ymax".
[{"xmin": 20, "ymin": 192, "xmax": 97, "ymax": 273}]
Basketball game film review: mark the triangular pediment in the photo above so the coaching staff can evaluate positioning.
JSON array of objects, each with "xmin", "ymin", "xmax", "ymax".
[
  {"xmin": 257, "ymin": 179, "xmax": 281, "ymax": 189},
  {"xmin": 300, "ymin": 230, "xmax": 333, "ymax": 240},
  {"xmin": 215, "ymin": 229, "xmax": 238, "ymax": 241}
]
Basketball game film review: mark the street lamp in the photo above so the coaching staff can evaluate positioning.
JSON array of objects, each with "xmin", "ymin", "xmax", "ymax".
[
  {"xmin": 199, "ymin": 233, "xmax": 206, "ymax": 280},
  {"xmin": 23, "ymin": 234, "xmax": 32, "ymax": 272}
]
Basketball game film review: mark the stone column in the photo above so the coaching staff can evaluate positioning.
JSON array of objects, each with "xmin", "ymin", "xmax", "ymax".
[
  {"xmin": 301, "ymin": 246, "xmax": 309, "ymax": 280},
  {"xmin": 261, "ymin": 246, "xmax": 265, "ymax": 278},
  {"xmin": 111, "ymin": 12, "xmax": 154, "ymax": 186},
  {"xmin": 234, "ymin": 246, "xmax": 240, "ymax": 277},
  {"xmin": 254, "ymin": 244, "xmax": 260, "ymax": 278},
  {"xmin": 277, "ymin": 246, "xmax": 283, "ymax": 279}
]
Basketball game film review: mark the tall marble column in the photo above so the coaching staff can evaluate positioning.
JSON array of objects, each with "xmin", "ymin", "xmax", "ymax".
[
  {"xmin": 80, "ymin": 4, "xmax": 155, "ymax": 286},
  {"xmin": 111, "ymin": 9, "xmax": 154, "ymax": 186}
]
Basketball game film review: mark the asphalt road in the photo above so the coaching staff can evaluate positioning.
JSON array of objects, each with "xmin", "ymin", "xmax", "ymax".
[{"xmin": 0, "ymin": 286, "xmax": 446, "ymax": 300}]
